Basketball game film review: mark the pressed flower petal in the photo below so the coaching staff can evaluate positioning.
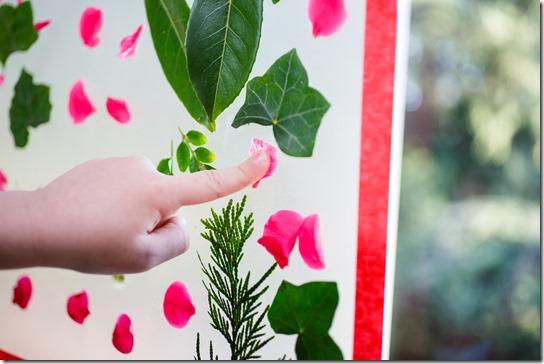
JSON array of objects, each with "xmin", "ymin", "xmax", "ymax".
[
  {"xmin": 0, "ymin": 169, "xmax": 6, "ymax": 191},
  {"xmin": 68, "ymin": 81, "xmax": 96, "ymax": 124},
  {"xmin": 34, "ymin": 20, "xmax": 51, "ymax": 32},
  {"xmin": 12, "ymin": 275, "xmax": 32, "ymax": 309},
  {"xmin": 112, "ymin": 314, "xmax": 134, "ymax": 354},
  {"xmin": 298, "ymin": 214, "xmax": 325, "ymax": 269},
  {"xmin": 163, "ymin": 281, "xmax": 196, "ymax": 329},
  {"xmin": 67, "ymin": 291, "xmax": 90, "ymax": 324},
  {"xmin": 106, "ymin": 97, "xmax": 131, "ymax": 124},
  {"xmin": 249, "ymin": 138, "xmax": 278, "ymax": 188},
  {"xmin": 118, "ymin": 25, "xmax": 143, "ymax": 60},
  {"xmin": 0, "ymin": 74, "xmax": 5, "ymax": 87},
  {"xmin": 308, "ymin": 0, "xmax": 347, "ymax": 37},
  {"xmin": 79, "ymin": 7, "xmax": 102, "ymax": 48},
  {"xmin": 257, "ymin": 210, "xmax": 304, "ymax": 268}
]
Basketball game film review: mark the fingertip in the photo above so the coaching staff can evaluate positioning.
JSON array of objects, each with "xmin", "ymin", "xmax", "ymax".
[{"xmin": 244, "ymin": 151, "xmax": 270, "ymax": 181}]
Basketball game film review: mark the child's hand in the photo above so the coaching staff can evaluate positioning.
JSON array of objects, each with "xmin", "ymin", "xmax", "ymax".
[{"xmin": 0, "ymin": 153, "xmax": 269, "ymax": 274}]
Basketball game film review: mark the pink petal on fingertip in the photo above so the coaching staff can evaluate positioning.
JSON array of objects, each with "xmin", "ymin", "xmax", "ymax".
[
  {"xmin": 0, "ymin": 169, "xmax": 7, "ymax": 191},
  {"xmin": 298, "ymin": 214, "xmax": 325, "ymax": 269},
  {"xmin": 106, "ymin": 97, "xmax": 131, "ymax": 124},
  {"xmin": 79, "ymin": 7, "xmax": 102, "ymax": 48},
  {"xmin": 68, "ymin": 81, "xmax": 96, "ymax": 124},
  {"xmin": 249, "ymin": 138, "xmax": 278, "ymax": 188},
  {"xmin": 67, "ymin": 291, "xmax": 90, "ymax": 324},
  {"xmin": 119, "ymin": 25, "xmax": 143, "ymax": 60},
  {"xmin": 112, "ymin": 314, "xmax": 134, "ymax": 354},
  {"xmin": 34, "ymin": 20, "xmax": 51, "ymax": 32},
  {"xmin": 163, "ymin": 281, "xmax": 196, "ymax": 329},
  {"xmin": 12, "ymin": 275, "xmax": 32, "ymax": 309},
  {"xmin": 258, "ymin": 210, "xmax": 304, "ymax": 268},
  {"xmin": 308, "ymin": 0, "xmax": 347, "ymax": 37}
]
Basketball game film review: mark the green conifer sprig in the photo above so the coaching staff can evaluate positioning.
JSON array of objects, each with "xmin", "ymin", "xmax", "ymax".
[{"xmin": 196, "ymin": 196, "xmax": 277, "ymax": 360}]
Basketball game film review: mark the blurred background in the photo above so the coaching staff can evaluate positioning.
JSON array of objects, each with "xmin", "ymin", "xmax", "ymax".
[{"xmin": 391, "ymin": 0, "xmax": 540, "ymax": 360}]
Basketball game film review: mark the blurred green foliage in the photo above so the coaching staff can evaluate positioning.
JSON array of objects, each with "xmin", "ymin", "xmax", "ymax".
[{"xmin": 391, "ymin": 0, "xmax": 540, "ymax": 360}]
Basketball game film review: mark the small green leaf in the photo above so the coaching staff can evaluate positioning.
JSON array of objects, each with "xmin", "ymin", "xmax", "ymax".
[
  {"xmin": 186, "ymin": 0, "xmax": 263, "ymax": 123},
  {"xmin": 157, "ymin": 158, "xmax": 173, "ymax": 175},
  {"xmin": 194, "ymin": 147, "xmax": 215, "ymax": 164},
  {"xmin": 145, "ymin": 0, "xmax": 212, "ymax": 131},
  {"xmin": 176, "ymin": 141, "xmax": 191, "ymax": 172},
  {"xmin": 202, "ymin": 164, "xmax": 215, "ymax": 170},
  {"xmin": 9, "ymin": 69, "xmax": 51, "ymax": 148},
  {"xmin": 112, "ymin": 274, "xmax": 125, "ymax": 283},
  {"xmin": 0, "ymin": 2, "xmax": 38, "ymax": 66},
  {"xmin": 186, "ymin": 130, "xmax": 207, "ymax": 146},
  {"xmin": 232, "ymin": 49, "xmax": 330, "ymax": 157},
  {"xmin": 272, "ymin": 0, "xmax": 280, "ymax": 3},
  {"xmin": 295, "ymin": 333, "xmax": 343, "ymax": 360},
  {"xmin": 189, "ymin": 156, "xmax": 200, "ymax": 173}
]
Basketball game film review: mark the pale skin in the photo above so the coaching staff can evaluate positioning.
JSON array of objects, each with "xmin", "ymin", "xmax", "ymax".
[{"xmin": 0, "ymin": 152, "xmax": 270, "ymax": 274}]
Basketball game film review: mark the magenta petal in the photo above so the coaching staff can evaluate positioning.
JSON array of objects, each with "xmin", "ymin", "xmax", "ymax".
[
  {"xmin": 308, "ymin": 0, "xmax": 347, "ymax": 37},
  {"xmin": 112, "ymin": 314, "xmax": 134, "ymax": 354},
  {"xmin": 68, "ymin": 81, "xmax": 96, "ymax": 124},
  {"xmin": 0, "ymin": 169, "xmax": 7, "ymax": 192},
  {"xmin": 249, "ymin": 138, "xmax": 278, "ymax": 188},
  {"xmin": 0, "ymin": 74, "xmax": 5, "ymax": 87},
  {"xmin": 163, "ymin": 281, "xmax": 196, "ymax": 329},
  {"xmin": 119, "ymin": 25, "xmax": 143, "ymax": 59},
  {"xmin": 298, "ymin": 214, "xmax": 325, "ymax": 269},
  {"xmin": 34, "ymin": 20, "xmax": 51, "ymax": 32},
  {"xmin": 257, "ymin": 210, "xmax": 304, "ymax": 268},
  {"xmin": 80, "ymin": 7, "xmax": 102, "ymax": 47},
  {"xmin": 67, "ymin": 291, "xmax": 90, "ymax": 324},
  {"xmin": 12, "ymin": 275, "xmax": 32, "ymax": 309},
  {"xmin": 106, "ymin": 97, "xmax": 131, "ymax": 124}
]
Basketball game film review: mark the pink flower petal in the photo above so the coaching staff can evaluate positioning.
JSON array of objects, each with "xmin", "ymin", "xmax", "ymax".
[
  {"xmin": 67, "ymin": 291, "xmax": 90, "ymax": 324},
  {"xmin": 118, "ymin": 25, "xmax": 143, "ymax": 60},
  {"xmin": 34, "ymin": 20, "xmax": 51, "ymax": 32},
  {"xmin": 12, "ymin": 275, "xmax": 32, "ymax": 309},
  {"xmin": 79, "ymin": 7, "xmax": 102, "ymax": 48},
  {"xmin": 257, "ymin": 210, "xmax": 304, "ymax": 268},
  {"xmin": 308, "ymin": 0, "xmax": 347, "ymax": 37},
  {"xmin": 0, "ymin": 169, "xmax": 7, "ymax": 192},
  {"xmin": 163, "ymin": 281, "xmax": 196, "ymax": 329},
  {"xmin": 0, "ymin": 74, "xmax": 5, "ymax": 87},
  {"xmin": 106, "ymin": 97, "xmax": 131, "ymax": 124},
  {"xmin": 249, "ymin": 138, "xmax": 278, "ymax": 188},
  {"xmin": 298, "ymin": 214, "xmax": 325, "ymax": 269},
  {"xmin": 112, "ymin": 314, "xmax": 134, "ymax": 354},
  {"xmin": 68, "ymin": 81, "xmax": 96, "ymax": 124}
]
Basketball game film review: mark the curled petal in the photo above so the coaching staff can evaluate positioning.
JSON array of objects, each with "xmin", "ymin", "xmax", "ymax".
[
  {"xmin": 118, "ymin": 25, "xmax": 143, "ymax": 59},
  {"xmin": 0, "ymin": 169, "xmax": 7, "ymax": 191},
  {"xmin": 79, "ymin": 7, "xmax": 102, "ymax": 47},
  {"xmin": 12, "ymin": 275, "xmax": 32, "ymax": 309},
  {"xmin": 69, "ymin": 81, "xmax": 96, "ymax": 124},
  {"xmin": 112, "ymin": 314, "xmax": 134, "ymax": 354},
  {"xmin": 298, "ymin": 214, "xmax": 325, "ymax": 269},
  {"xmin": 67, "ymin": 291, "xmax": 90, "ymax": 324},
  {"xmin": 163, "ymin": 281, "xmax": 196, "ymax": 329},
  {"xmin": 308, "ymin": 0, "xmax": 347, "ymax": 37},
  {"xmin": 106, "ymin": 97, "xmax": 131, "ymax": 124},
  {"xmin": 34, "ymin": 20, "xmax": 51, "ymax": 32},
  {"xmin": 249, "ymin": 138, "xmax": 278, "ymax": 188},
  {"xmin": 258, "ymin": 210, "xmax": 304, "ymax": 268},
  {"xmin": 0, "ymin": 73, "xmax": 5, "ymax": 87}
]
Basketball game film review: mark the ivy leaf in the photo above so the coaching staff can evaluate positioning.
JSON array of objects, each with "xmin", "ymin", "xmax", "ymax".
[
  {"xmin": 157, "ymin": 158, "xmax": 173, "ymax": 175},
  {"xmin": 186, "ymin": 130, "xmax": 207, "ymax": 146},
  {"xmin": 0, "ymin": 2, "xmax": 38, "ymax": 66},
  {"xmin": 268, "ymin": 280, "xmax": 343, "ymax": 360},
  {"xmin": 186, "ymin": 0, "xmax": 263, "ymax": 123},
  {"xmin": 9, "ymin": 69, "xmax": 51, "ymax": 148},
  {"xmin": 194, "ymin": 147, "xmax": 215, "ymax": 164},
  {"xmin": 176, "ymin": 141, "xmax": 191, "ymax": 172},
  {"xmin": 145, "ymin": 0, "xmax": 212, "ymax": 131},
  {"xmin": 232, "ymin": 49, "xmax": 330, "ymax": 157}
]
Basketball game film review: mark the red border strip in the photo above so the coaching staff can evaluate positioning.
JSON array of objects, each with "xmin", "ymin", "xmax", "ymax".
[
  {"xmin": 0, "ymin": 349, "xmax": 21, "ymax": 360},
  {"xmin": 353, "ymin": 0, "xmax": 398, "ymax": 360}
]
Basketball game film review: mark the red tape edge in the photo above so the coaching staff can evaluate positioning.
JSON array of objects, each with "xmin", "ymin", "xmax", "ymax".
[
  {"xmin": 0, "ymin": 349, "xmax": 21, "ymax": 360},
  {"xmin": 353, "ymin": 0, "xmax": 398, "ymax": 360}
]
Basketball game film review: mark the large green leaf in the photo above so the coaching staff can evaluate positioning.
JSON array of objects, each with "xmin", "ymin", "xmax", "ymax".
[
  {"xmin": 186, "ymin": 0, "xmax": 263, "ymax": 123},
  {"xmin": 268, "ymin": 280, "xmax": 343, "ymax": 360},
  {"xmin": 0, "ymin": 2, "xmax": 38, "ymax": 66},
  {"xmin": 145, "ymin": 0, "xmax": 212, "ymax": 131},
  {"xmin": 232, "ymin": 49, "xmax": 330, "ymax": 157},
  {"xmin": 9, "ymin": 69, "xmax": 51, "ymax": 148}
]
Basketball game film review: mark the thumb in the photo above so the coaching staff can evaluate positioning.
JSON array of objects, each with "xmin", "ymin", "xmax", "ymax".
[
  {"xmin": 140, "ymin": 216, "xmax": 190, "ymax": 269},
  {"xmin": 162, "ymin": 151, "xmax": 270, "ymax": 208}
]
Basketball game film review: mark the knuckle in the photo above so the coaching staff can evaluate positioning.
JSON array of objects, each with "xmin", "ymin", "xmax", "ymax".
[
  {"xmin": 236, "ymin": 164, "xmax": 252, "ymax": 184},
  {"xmin": 203, "ymin": 170, "xmax": 224, "ymax": 198}
]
